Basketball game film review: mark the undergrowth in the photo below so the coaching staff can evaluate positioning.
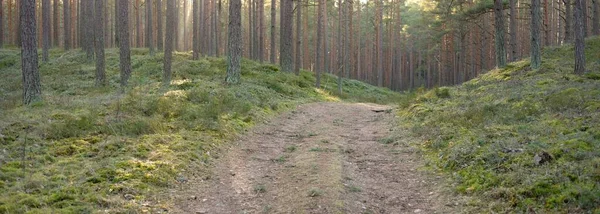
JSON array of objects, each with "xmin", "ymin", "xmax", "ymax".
[
  {"xmin": 399, "ymin": 37, "xmax": 600, "ymax": 213},
  {"xmin": 0, "ymin": 48, "xmax": 400, "ymax": 213}
]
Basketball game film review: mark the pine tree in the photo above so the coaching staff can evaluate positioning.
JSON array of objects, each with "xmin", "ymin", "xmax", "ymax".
[
  {"xmin": 64, "ymin": 0, "xmax": 71, "ymax": 50},
  {"xmin": 164, "ymin": 0, "xmax": 176, "ymax": 85},
  {"xmin": 226, "ymin": 0, "xmax": 242, "ymax": 84},
  {"xmin": 279, "ymin": 0, "xmax": 293, "ymax": 72},
  {"xmin": 574, "ymin": 0, "xmax": 586, "ymax": 74},
  {"xmin": 494, "ymin": 0, "xmax": 506, "ymax": 68},
  {"xmin": 118, "ymin": 0, "xmax": 132, "ymax": 87},
  {"xmin": 95, "ymin": 0, "xmax": 106, "ymax": 86},
  {"xmin": 21, "ymin": 0, "xmax": 42, "ymax": 104},
  {"xmin": 42, "ymin": 0, "xmax": 50, "ymax": 62},
  {"xmin": 147, "ymin": 0, "xmax": 155, "ymax": 55},
  {"xmin": 531, "ymin": 0, "xmax": 542, "ymax": 69}
]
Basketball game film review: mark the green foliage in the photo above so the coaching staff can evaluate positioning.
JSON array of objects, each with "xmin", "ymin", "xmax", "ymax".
[
  {"xmin": 399, "ymin": 38, "xmax": 600, "ymax": 212},
  {"xmin": 0, "ymin": 48, "xmax": 399, "ymax": 212}
]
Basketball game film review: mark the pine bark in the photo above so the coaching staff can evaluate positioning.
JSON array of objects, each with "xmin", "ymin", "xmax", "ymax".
[
  {"xmin": 544, "ymin": 0, "xmax": 550, "ymax": 45},
  {"xmin": 0, "ymin": 0, "xmax": 3, "ymax": 48},
  {"xmin": 64, "ymin": 0, "xmax": 71, "ymax": 50},
  {"xmin": 21, "ymin": 0, "xmax": 42, "ymax": 104},
  {"xmin": 95, "ymin": 0, "xmax": 106, "ymax": 86},
  {"xmin": 83, "ymin": 0, "xmax": 94, "ymax": 60},
  {"xmin": 563, "ymin": 0, "xmax": 572, "ymax": 42},
  {"xmin": 147, "ymin": 0, "xmax": 154, "ymax": 55},
  {"xmin": 531, "ymin": 0, "xmax": 542, "ymax": 69},
  {"xmin": 157, "ymin": 0, "xmax": 163, "ymax": 51},
  {"xmin": 574, "ymin": 0, "xmax": 586, "ymax": 74},
  {"xmin": 509, "ymin": 0, "xmax": 518, "ymax": 61},
  {"xmin": 42, "ymin": 0, "xmax": 50, "ymax": 61},
  {"xmin": 270, "ymin": 0, "xmax": 277, "ymax": 63},
  {"xmin": 53, "ymin": 0, "xmax": 59, "ymax": 47},
  {"xmin": 315, "ymin": 0, "xmax": 324, "ymax": 87},
  {"xmin": 258, "ymin": 0, "xmax": 265, "ymax": 62},
  {"xmin": 193, "ymin": 0, "xmax": 200, "ymax": 59},
  {"xmin": 593, "ymin": 0, "xmax": 599, "ymax": 35},
  {"xmin": 164, "ymin": 0, "xmax": 176, "ymax": 85},
  {"xmin": 226, "ymin": 0, "xmax": 242, "ymax": 84},
  {"xmin": 280, "ymin": 0, "xmax": 293, "ymax": 72},
  {"xmin": 494, "ymin": 0, "xmax": 507, "ymax": 68},
  {"xmin": 376, "ymin": 0, "xmax": 383, "ymax": 86},
  {"xmin": 118, "ymin": 0, "xmax": 132, "ymax": 88},
  {"xmin": 294, "ymin": 0, "xmax": 302, "ymax": 75}
]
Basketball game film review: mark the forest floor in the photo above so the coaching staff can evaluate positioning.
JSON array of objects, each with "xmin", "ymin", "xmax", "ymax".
[{"xmin": 171, "ymin": 102, "xmax": 452, "ymax": 214}]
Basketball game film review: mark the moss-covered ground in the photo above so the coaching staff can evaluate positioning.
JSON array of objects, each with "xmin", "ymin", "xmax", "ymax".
[
  {"xmin": 399, "ymin": 37, "xmax": 600, "ymax": 213},
  {"xmin": 0, "ymin": 48, "xmax": 401, "ymax": 213}
]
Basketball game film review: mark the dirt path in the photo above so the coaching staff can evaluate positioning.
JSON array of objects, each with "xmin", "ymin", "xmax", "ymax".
[{"xmin": 172, "ymin": 102, "xmax": 445, "ymax": 214}]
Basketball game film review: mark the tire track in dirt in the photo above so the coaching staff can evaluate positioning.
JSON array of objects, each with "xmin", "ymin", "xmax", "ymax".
[{"xmin": 173, "ymin": 102, "xmax": 445, "ymax": 214}]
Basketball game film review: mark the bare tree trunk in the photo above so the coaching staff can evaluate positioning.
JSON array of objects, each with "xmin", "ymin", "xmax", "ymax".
[
  {"xmin": 21, "ymin": 0, "xmax": 42, "ymax": 104},
  {"xmin": 147, "ymin": 0, "xmax": 154, "ymax": 55},
  {"xmin": 95, "ymin": 0, "xmax": 106, "ymax": 86},
  {"xmin": 494, "ymin": 0, "xmax": 507, "ymax": 68},
  {"xmin": 294, "ymin": 0, "xmax": 302, "ymax": 75},
  {"xmin": 531, "ymin": 0, "xmax": 542, "ymax": 69},
  {"xmin": 376, "ymin": 0, "xmax": 383, "ymax": 86},
  {"xmin": 215, "ymin": 0, "xmax": 220, "ymax": 57},
  {"xmin": 280, "ymin": 0, "xmax": 293, "ymax": 72},
  {"xmin": 258, "ymin": 0, "xmax": 264, "ymax": 62},
  {"xmin": 315, "ymin": 0, "xmax": 324, "ymax": 87},
  {"xmin": 544, "ymin": 0, "xmax": 550, "ymax": 45},
  {"xmin": 118, "ymin": 0, "xmax": 132, "ymax": 88},
  {"xmin": 193, "ymin": 0, "xmax": 200, "ymax": 59},
  {"xmin": 509, "ymin": 0, "xmax": 518, "ymax": 61},
  {"xmin": 270, "ymin": 0, "xmax": 276, "ymax": 63},
  {"xmin": 136, "ymin": 0, "xmax": 141, "ymax": 48},
  {"xmin": 563, "ymin": 0, "xmax": 572, "ymax": 42},
  {"xmin": 574, "ymin": 0, "xmax": 586, "ymax": 74},
  {"xmin": 157, "ymin": 0, "xmax": 163, "ymax": 51},
  {"xmin": 593, "ymin": 0, "xmax": 599, "ymax": 35},
  {"xmin": 226, "ymin": 0, "xmax": 242, "ymax": 84},
  {"xmin": 64, "ymin": 0, "xmax": 71, "ymax": 50},
  {"xmin": 164, "ymin": 0, "xmax": 176, "ymax": 85},
  {"xmin": 42, "ymin": 0, "xmax": 50, "ymax": 61},
  {"xmin": 0, "ymin": 0, "xmax": 3, "ymax": 48}
]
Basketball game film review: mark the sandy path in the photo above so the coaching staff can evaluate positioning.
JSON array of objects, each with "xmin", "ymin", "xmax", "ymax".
[{"xmin": 172, "ymin": 102, "xmax": 443, "ymax": 214}]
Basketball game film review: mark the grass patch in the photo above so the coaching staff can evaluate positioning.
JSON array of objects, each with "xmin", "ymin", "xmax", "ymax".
[
  {"xmin": 285, "ymin": 145, "xmax": 298, "ymax": 153},
  {"xmin": 398, "ymin": 37, "xmax": 600, "ymax": 212},
  {"xmin": 308, "ymin": 188, "xmax": 324, "ymax": 197},
  {"xmin": 0, "ymin": 48, "xmax": 399, "ymax": 212}
]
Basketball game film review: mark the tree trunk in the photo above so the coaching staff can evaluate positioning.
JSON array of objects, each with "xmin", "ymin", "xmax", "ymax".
[
  {"xmin": 0, "ymin": 0, "xmax": 3, "ymax": 48},
  {"xmin": 509, "ymin": 0, "xmax": 518, "ymax": 61},
  {"xmin": 42, "ymin": 0, "xmax": 50, "ymax": 61},
  {"xmin": 118, "ymin": 0, "xmax": 132, "ymax": 88},
  {"xmin": 21, "ymin": 0, "xmax": 42, "ymax": 104},
  {"xmin": 294, "ymin": 0, "xmax": 302, "ymax": 75},
  {"xmin": 226, "ymin": 0, "xmax": 242, "ymax": 84},
  {"xmin": 337, "ymin": 0, "xmax": 343, "ymax": 93},
  {"xmin": 531, "ymin": 0, "xmax": 542, "ymax": 69},
  {"xmin": 494, "ymin": 0, "xmax": 507, "ymax": 68},
  {"xmin": 258, "ymin": 0, "xmax": 264, "ymax": 62},
  {"xmin": 593, "ymin": 0, "xmax": 599, "ymax": 35},
  {"xmin": 574, "ymin": 0, "xmax": 586, "ymax": 74},
  {"xmin": 83, "ymin": 0, "xmax": 94, "ymax": 60},
  {"xmin": 64, "ymin": 0, "xmax": 71, "ymax": 50},
  {"xmin": 377, "ymin": 0, "xmax": 383, "ymax": 86},
  {"xmin": 270, "ymin": 0, "xmax": 276, "ymax": 63},
  {"xmin": 147, "ymin": 0, "xmax": 154, "ymax": 55},
  {"xmin": 279, "ymin": 0, "xmax": 293, "ymax": 72},
  {"xmin": 157, "ymin": 0, "xmax": 163, "ymax": 51},
  {"xmin": 315, "ymin": 0, "xmax": 324, "ymax": 87},
  {"xmin": 563, "ymin": 0, "xmax": 572, "ymax": 42},
  {"xmin": 544, "ymin": 0, "xmax": 550, "ymax": 45},
  {"xmin": 193, "ymin": 0, "xmax": 199, "ymax": 59},
  {"xmin": 53, "ymin": 0, "xmax": 59, "ymax": 47},
  {"xmin": 95, "ymin": 0, "xmax": 106, "ymax": 86},
  {"xmin": 164, "ymin": 0, "xmax": 176, "ymax": 85},
  {"xmin": 215, "ymin": 0, "xmax": 220, "ymax": 57}
]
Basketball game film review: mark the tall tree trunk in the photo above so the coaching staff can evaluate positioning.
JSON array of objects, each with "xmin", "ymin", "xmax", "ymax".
[
  {"xmin": 95, "ymin": 0, "xmax": 106, "ymax": 86},
  {"xmin": 118, "ymin": 0, "xmax": 132, "ymax": 88},
  {"xmin": 574, "ymin": 0, "xmax": 586, "ymax": 74},
  {"xmin": 53, "ymin": 0, "xmax": 59, "ymax": 47},
  {"xmin": 376, "ymin": 0, "xmax": 383, "ymax": 86},
  {"xmin": 0, "ymin": 0, "xmax": 3, "ymax": 48},
  {"xmin": 226, "ymin": 0, "xmax": 242, "ymax": 84},
  {"xmin": 280, "ymin": 0, "xmax": 293, "ymax": 72},
  {"xmin": 64, "ymin": 0, "xmax": 71, "ymax": 50},
  {"xmin": 193, "ymin": 0, "xmax": 200, "ymax": 59},
  {"xmin": 42, "ymin": 0, "xmax": 50, "ymax": 61},
  {"xmin": 582, "ymin": 0, "xmax": 587, "ymax": 36},
  {"xmin": 21, "ymin": 0, "xmax": 42, "ymax": 104},
  {"xmin": 83, "ymin": 0, "xmax": 94, "ymax": 60},
  {"xmin": 270, "ymin": 0, "xmax": 276, "ymax": 63},
  {"xmin": 563, "ymin": 0, "xmax": 572, "ymax": 42},
  {"xmin": 157, "ymin": 0, "xmax": 163, "ymax": 51},
  {"xmin": 248, "ymin": 0, "xmax": 254, "ymax": 59},
  {"xmin": 164, "ymin": 0, "xmax": 176, "ymax": 85},
  {"xmin": 544, "ymin": 0, "xmax": 550, "ymax": 45},
  {"xmin": 258, "ymin": 0, "xmax": 264, "ymax": 62},
  {"xmin": 136, "ymin": 0, "xmax": 141, "ymax": 48},
  {"xmin": 494, "ymin": 0, "xmax": 507, "ymax": 68},
  {"xmin": 315, "ymin": 0, "xmax": 324, "ymax": 87},
  {"xmin": 531, "ymin": 0, "xmax": 542, "ymax": 69},
  {"xmin": 509, "ymin": 0, "xmax": 518, "ymax": 61},
  {"xmin": 337, "ymin": 0, "xmax": 343, "ymax": 93},
  {"xmin": 147, "ymin": 0, "xmax": 154, "ymax": 55},
  {"xmin": 593, "ymin": 0, "xmax": 599, "ymax": 35},
  {"xmin": 215, "ymin": 0, "xmax": 220, "ymax": 56},
  {"xmin": 294, "ymin": 0, "xmax": 302, "ymax": 75}
]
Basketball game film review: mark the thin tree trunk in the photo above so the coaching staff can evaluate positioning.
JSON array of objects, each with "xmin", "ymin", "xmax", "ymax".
[
  {"xmin": 0, "ymin": 0, "xmax": 3, "ymax": 48},
  {"xmin": 280, "ymin": 0, "xmax": 293, "ymax": 72},
  {"xmin": 118, "ymin": 0, "xmax": 132, "ymax": 88},
  {"xmin": 315, "ymin": 0, "xmax": 324, "ymax": 87},
  {"xmin": 494, "ymin": 0, "xmax": 507, "ymax": 68},
  {"xmin": 21, "ymin": 0, "xmax": 42, "ymax": 104},
  {"xmin": 377, "ymin": 0, "xmax": 383, "ymax": 86},
  {"xmin": 42, "ymin": 0, "xmax": 50, "ymax": 61},
  {"xmin": 270, "ymin": 0, "xmax": 276, "ymax": 63},
  {"xmin": 53, "ymin": 0, "xmax": 59, "ymax": 47},
  {"xmin": 157, "ymin": 0, "xmax": 163, "ymax": 51},
  {"xmin": 531, "ymin": 0, "xmax": 542, "ymax": 69},
  {"xmin": 136, "ymin": 0, "xmax": 141, "ymax": 47},
  {"xmin": 226, "ymin": 0, "xmax": 242, "ymax": 84},
  {"xmin": 147, "ymin": 0, "xmax": 154, "ymax": 55},
  {"xmin": 164, "ymin": 0, "xmax": 176, "ymax": 85},
  {"xmin": 544, "ymin": 0, "xmax": 550, "ymax": 45},
  {"xmin": 294, "ymin": 0, "xmax": 302, "ymax": 74},
  {"xmin": 563, "ymin": 0, "xmax": 572, "ymax": 42},
  {"xmin": 95, "ymin": 0, "xmax": 106, "ymax": 86},
  {"xmin": 215, "ymin": 0, "xmax": 220, "ymax": 56},
  {"xmin": 574, "ymin": 0, "xmax": 586, "ymax": 74},
  {"xmin": 337, "ymin": 0, "xmax": 343, "ymax": 93},
  {"xmin": 593, "ymin": 0, "xmax": 599, "ymax": 35},
  {"xmin": 193, "ymin": 0, "xmax": 200, "ymax": 59},
  {"xmin": 510, "ymin": 0, "xmax": 518, "ymax": 61},
  {"xmin": 64, "ymin": 0, "xmax": 71, "ymax": 50},
  {"xmin": 258, "ymin": 0, "xmax": 264, "ymax": 62}
]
